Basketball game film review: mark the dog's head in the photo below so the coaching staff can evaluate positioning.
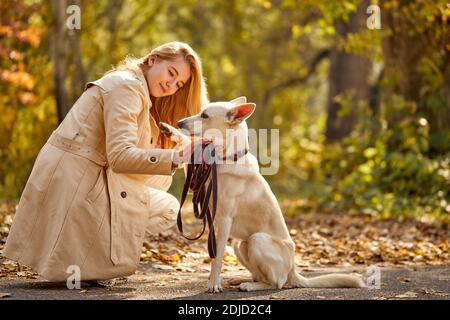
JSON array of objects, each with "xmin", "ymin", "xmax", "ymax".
[{"xmin": 177, "ymin": 97, "xmax": 256, "ymax": 144}]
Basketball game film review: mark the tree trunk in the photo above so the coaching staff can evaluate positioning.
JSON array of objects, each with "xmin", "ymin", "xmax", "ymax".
[
  {"xmin": 68, "ymin": 0, "xmax": 86, "ymax": 106},
  {"xmin": 325, "ymin": 0, "xmax": 371, "ymax": 142},
  {"xmin": 107, "ymin": 0, "xmax": 124, "ymax": 62},
  {"xmin": 381, "ymin": 0, "xmax": 450, "ymax": 154},
  {"xmin": 50, "ymin": 0, "xmax": 69, "ymax": 123}
]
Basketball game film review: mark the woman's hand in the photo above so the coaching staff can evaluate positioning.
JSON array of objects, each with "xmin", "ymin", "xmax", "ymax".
[{"xmin": 172, "ymin": 138, "xmax": 212, "ymax": 165}]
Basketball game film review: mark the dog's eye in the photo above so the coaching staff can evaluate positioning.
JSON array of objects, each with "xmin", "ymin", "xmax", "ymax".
[{"xmin": 201, "ymin": 113, "xmax": 209, "ymax": 119}]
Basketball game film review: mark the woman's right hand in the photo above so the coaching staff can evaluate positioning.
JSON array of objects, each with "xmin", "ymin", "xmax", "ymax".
[{"xmin": 172, "ymin": 138, "xmax": 212, "ymax": 165}]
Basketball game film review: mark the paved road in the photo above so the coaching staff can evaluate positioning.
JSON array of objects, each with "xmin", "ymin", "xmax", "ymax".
[{"xmin": 0, "ymin": 264, "xmax": 449, "ymax": 300}]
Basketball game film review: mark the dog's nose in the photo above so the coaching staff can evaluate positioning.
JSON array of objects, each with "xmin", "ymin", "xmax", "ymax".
[{"xmin": 177, "ymin": 120, "xmax": 184, "ymax": 128}]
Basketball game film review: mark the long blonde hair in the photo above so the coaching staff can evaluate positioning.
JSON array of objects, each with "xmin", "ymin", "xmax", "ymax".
[{"xmin": 109, "ymin": 42, "xmax": 208, "ymax": 148}]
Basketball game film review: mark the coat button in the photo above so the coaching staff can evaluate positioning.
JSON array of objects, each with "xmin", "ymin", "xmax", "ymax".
[
  {"xmin": 149, "ymin": 156, "xmax": 157, "ymax": 163},
  {"xmin": 121, "ymin": 191, "xmax": 127, "ymax": 198}
]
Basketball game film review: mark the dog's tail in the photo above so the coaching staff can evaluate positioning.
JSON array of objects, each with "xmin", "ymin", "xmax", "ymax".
[{"xmin": 289, "ymin": 270, "xmax": 365, "ymax": 288}]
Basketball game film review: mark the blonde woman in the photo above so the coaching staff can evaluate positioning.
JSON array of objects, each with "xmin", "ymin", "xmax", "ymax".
[{"xmin": 3, "ymin": 41, "xmax": 209, "ymax": 286}]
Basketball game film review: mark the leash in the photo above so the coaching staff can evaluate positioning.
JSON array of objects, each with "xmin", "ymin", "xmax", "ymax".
[
  {"xmin": 176, "ymin": 142, "xmax": 249, "ymax": 259},
  {"xmin": 177, "ymin": 143, "xmax": 218, "ymax": 258}
]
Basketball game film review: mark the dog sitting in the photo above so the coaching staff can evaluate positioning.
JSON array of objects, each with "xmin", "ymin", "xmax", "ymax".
[{"xmin": 159, "ymin": 97, "xmax": 365, "ymax": 293}]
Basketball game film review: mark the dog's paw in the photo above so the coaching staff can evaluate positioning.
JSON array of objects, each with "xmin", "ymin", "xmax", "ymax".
[
  {"xmin": 239, "ymin": 282, "xmax": 255, "ymax": 292},
  {"xmin": 239, "ymin": 282, "xmax": 274, "ymax": 291},
  {"xmin": 158, "ymin": 122, "xmax": 190, "ymax": 145},
  {"xmin": 351, "ymin": 272, "xmax": 366, "ymax": 288},
  {"xmin": 227, "ymin": 277, "xmax": 251, "ymax": 286},
  {"xmin": 158, "ymin": 122, "xmax": 173, "ymax": 137},
  {"xmin": 207, "ymin": 280, "xmax": 223, "ymax": 293}
]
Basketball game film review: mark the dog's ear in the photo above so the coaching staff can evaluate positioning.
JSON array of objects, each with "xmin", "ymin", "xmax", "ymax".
[
  {"xmin": 225, "ymin": 103, "xmax": 256, "ymax": 125},
  {"xmin": 229, "ymin": 96, "xmax": 247, "ymax": 106}
]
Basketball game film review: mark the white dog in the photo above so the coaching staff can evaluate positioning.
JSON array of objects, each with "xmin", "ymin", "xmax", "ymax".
[{"xmin": 159, "ymin": 97, "xmax": 365, "ymax": 293}]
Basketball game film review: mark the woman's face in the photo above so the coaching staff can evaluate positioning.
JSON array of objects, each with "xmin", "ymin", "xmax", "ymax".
[{"xmin": 145, "ymin": 55, "xmax": 191, "ymax": 98}]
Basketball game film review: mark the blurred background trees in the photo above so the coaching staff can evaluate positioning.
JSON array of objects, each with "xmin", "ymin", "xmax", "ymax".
[{"xmin": 0, "ymin": 0, "xmax": 449, "ymax": 222}]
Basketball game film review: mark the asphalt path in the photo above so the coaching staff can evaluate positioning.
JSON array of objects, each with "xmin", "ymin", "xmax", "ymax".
[{"xmin": 1, "ymin": 264, "xmax": 449, "ymax": 300}]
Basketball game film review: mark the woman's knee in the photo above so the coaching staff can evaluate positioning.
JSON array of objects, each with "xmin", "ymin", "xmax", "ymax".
[
  {"xmin": 165, "ymin": 193, "xmax": 180, "ymax": 212},
  {"xmin": 160, "ymin": 193, "xmax": 180, "ymax": 219},
  {"xmin": 146, "ymin": 192, "xmax": 180, "ymax": 234}
]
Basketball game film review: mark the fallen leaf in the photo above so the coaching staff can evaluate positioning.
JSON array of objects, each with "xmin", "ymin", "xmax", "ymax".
[
  {"xmin": 152, "ymin": 264, "xmax": 175, "ymax": 271},
  {"xmin": 175, "ymin": 266, "xmax": 195, "ymax": 273},
  {"xmin": 438, "ymin": 276, "xmax": 450, "ymax": 281},
  {"xmin": 421, "ymin": 288, "xmax": 450, "ymax": 297},
  {"xmin": 394, "ymin": 291, "xmax": 418, "ymax": 298},
  {"xmin": 223, "ymin": 252, "xmax": 238, "ymax": 265},
  {"xmin": 269, "ymin": 294, "xmax": 285, "ymax": 300},
  {"xmin": 371, "ymin": 296, "xmax": 388, "ymax": 300},
  {"xmin": 0, "ymin": 293, "xmax": 11, "ymax": 298}
]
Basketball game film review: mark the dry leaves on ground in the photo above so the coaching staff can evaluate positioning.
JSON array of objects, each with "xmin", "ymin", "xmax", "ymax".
[
  {"xmin": 0, "ymin": 200, "xmax": 449, "ymax": 279},
  {"xmin": 137, "ymin": 202, "xmax": 449, "ymax": 272}
]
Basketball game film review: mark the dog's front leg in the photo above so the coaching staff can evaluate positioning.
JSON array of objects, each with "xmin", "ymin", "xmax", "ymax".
[{"xmin": 207, "ymin": 216, "xmax": 232, "ymax": 293}]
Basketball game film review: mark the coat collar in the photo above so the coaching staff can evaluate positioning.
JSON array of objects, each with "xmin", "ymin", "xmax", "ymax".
[
  {"xmin": 133, "ymin": 66, "xmax": 153, "ymax": 109},
  {"xmin": 131, "ymin": 66, "xmax": 160, "ymax": 145}
]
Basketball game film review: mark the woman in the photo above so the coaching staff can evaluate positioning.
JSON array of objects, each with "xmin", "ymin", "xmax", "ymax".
[{"xmin": 2, "ymin": 41, "xmax": 209, "ymax": 284}]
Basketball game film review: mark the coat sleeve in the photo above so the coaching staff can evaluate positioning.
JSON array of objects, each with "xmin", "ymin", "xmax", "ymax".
[{"xmin": 102, "ymin": 80, "xmax": 175, "ymax": 175}]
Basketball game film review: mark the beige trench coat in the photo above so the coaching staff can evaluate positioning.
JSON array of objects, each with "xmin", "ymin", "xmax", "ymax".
[{"xmin": 2, "ymin": 68, "xmax": 181, "ymax": 281}]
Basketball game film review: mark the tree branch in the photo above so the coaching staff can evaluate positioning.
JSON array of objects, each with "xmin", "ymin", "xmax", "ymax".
[
  {"xmin": 261, "ymin": 49, "xmax": 330, "ymax": 109},
  {"xmin": 121, "ymin": 2, "xmax": 164, "ymax": 42}
]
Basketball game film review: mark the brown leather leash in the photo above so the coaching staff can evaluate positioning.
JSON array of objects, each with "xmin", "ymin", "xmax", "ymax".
[{"xmin": 176, "ymin": 143, "xmax": 248, "ymax": 259}]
